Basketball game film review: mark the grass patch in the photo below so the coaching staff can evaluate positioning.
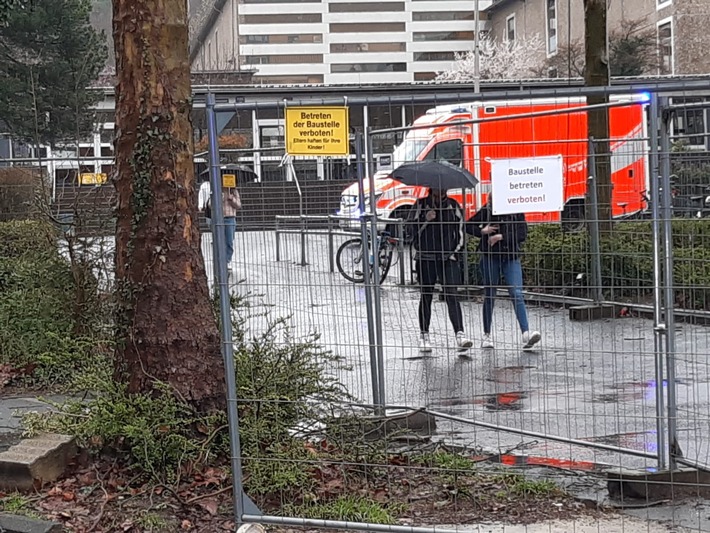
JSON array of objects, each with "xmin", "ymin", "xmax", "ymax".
[
  {"xmin": 0, "ymin": 492, "xmax": 40, "ymax": 518},
  {"xmin": 285, "ymin": 495, "xmax": 404, "ymax": 525}
]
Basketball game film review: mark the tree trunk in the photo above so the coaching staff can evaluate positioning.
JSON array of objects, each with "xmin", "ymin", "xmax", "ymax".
[
  {"xmin": 584, "ymin": 0, "xmax": 612, "ymax": 229},
  {"xmin": 112, "ymin": 0, "xmax": 225, "ymax": 411}
]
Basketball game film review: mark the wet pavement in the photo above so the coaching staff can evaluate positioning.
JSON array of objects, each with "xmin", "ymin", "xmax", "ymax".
[
  {"xmin": 219, "ymin": 230, "xmax": 710, "ymax": 475},
  {"xmin": 59, "ymin": 232, "xmax": 710, "ymax": 473}
]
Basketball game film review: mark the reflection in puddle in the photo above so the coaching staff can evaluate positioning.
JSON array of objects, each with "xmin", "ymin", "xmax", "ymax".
[
  {"xmin": 434, "ymin": 391, "xmax": 529, "ymax": 412},
  {"xmin": 593, "ymin": 379, "xmax": 690, "ymax": 404}
]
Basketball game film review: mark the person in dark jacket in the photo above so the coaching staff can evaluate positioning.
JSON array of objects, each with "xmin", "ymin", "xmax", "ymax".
[
  {"xmin": 469, "ymin": 194, "xmax": 541, "ymax": 350},
  {"xmin": 410, "ymin": 189, "xmax": 472, "ymax": 352}
]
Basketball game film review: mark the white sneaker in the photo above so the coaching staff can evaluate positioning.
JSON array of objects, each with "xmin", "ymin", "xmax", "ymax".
[
  {"xmin": 522, "ymin": 330, "xmax": 541, "ymax": 351},
  {"xmin": 419, "ymin": 333, "xmax": 432, "ymax": 353},
  {"xmin": 481, "ymin": 334, "xmax": 494, "ymax": 349},
  {"xmin": 456, "ymin": 331, "xmax": 473, "ymax": 349}
]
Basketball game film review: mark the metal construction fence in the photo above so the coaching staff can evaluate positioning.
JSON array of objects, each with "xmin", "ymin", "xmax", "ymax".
[
  {"xmin": 3, "ymin": 80, "xmax": 710, "ymax": 532},
  {"xmin": 201, "ymin": 82, "xmax": 710, "ymax": 533}
]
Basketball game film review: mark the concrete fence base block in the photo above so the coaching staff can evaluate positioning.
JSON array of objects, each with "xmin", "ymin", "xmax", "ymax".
[
  {"xmin": 569, "ymin": 304, "xmax": 616, "ymax": 321},
  {"xmin": 0, "ymin": 434, "xmax": 77, "ymax": 491},
  {"xmin": 0, "ymin": 513, "xmax": 63, "ymax": 533},
  {"xmin": 607, "ymin": 467, "xmax": 710, "ymax": 502},
  {"xmin": 343, "ymin": 409, "xmax": 438, "ymax": 441}
]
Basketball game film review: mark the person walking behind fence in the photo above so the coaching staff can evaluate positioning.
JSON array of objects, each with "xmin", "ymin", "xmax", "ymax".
[
  {"xmin": 410, "ymin": 189, "xmax": 472, "ymax": 352},
  {"xmin": 469, "ymin": 195, "xmax": 541, "ymax": 351},
  {"xmin": 198, "ymin": 175, "xmax": 242, "ymax": 271}
]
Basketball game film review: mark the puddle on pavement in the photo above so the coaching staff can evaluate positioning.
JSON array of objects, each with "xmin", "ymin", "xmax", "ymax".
[
  {"xmin": 593, "ymin": 379, "xmax": 690, "ymax": 404},
  {"xmin": 433, "ymin": 391, "xmax": 530, "ymax": 412},
  {"xmin": 582, "ymin": 430, "xmax": 658, "ymax": 453}
]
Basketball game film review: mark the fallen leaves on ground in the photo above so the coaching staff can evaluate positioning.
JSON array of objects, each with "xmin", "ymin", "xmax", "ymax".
[{"xmin": 9, "ymin": 446, "xmax": 609, "ymax": 532}]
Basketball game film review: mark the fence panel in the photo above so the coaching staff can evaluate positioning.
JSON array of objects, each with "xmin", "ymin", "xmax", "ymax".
[{"xmin": 4, "ymin": 82, "xmax": 710, "ymax": 532}]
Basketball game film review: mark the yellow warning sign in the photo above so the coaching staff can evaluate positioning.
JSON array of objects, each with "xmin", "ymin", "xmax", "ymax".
[
  {"xmin": 79, "ymin": 173, "xmax": 107, "ymax": 185},
  {"xmin": 285, "ymin": 107, "xmax": 349, "ymax": 156},
  {"xmin": 222, "ymin": 174, "xmax": 236, "ymax": 188}
]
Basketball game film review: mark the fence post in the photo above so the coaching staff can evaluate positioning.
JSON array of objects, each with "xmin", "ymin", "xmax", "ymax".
[
  {"xmin": 355, "ymin": 131, "xmax": 382, "ymax": 409},
  {"xmin": 587, "ymin": 139, "xmax": 604, "ymax": 304},
  {"xmin": 205, "ymin": 93, "xmax": 247, "ymax": 525},
  {"xmin": 275, "ymin": 218, "xmax": 281, "ymax": 262},
  {"xmin": 365, "ymin": 126, "xmax": 387, "ymax": 410},
  {"xmin": 300, "ymin": 214, "xmax": 307, "ymax": 267},
  {"xmin": 659, "ymin": 96, "xmax": 679, "ymax": 468},
  {"xmin": 648, "ymin": 93, "xmax": 667, "ymax": 471},
  {"xmin": 397, "ymin": 218, "xmax": 405, "ymax": 286},
  {"xmin": 328, "ymin": 215, "xmax": 334, "ymax": 273},
  {"xmin": 462, "ymin": 189, "xmax": 470, "ymax": 287}
]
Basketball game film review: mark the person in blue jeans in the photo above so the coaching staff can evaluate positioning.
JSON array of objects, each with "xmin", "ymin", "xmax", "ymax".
[
  {"xmin": 198, "ymin": 175, "xmax": 241, "ymax": 272},
  {"xmin": 469, "ymin": 195, "xmax": 541, "ymax": 350}
]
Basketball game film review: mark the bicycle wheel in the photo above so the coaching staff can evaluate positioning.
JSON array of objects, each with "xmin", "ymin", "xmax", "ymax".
[{"xmin": 336, "ymin": 238, "xmax": 366, "ymax": 283}]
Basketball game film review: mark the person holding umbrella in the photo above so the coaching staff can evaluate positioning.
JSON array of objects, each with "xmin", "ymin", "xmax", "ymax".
[
  {"xmin": 469, "ymin": 193, "xmax": 541, "ymax": 351},
  {"xmin": 394, "ymin": 161, "xmax": 477, "ymax": 352}
]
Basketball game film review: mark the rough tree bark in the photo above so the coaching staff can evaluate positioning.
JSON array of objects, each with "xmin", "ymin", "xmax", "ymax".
[
  {"xmin": 584, "ymin": 0, "xmax": 612, "ymax": 229},
  {"xmin": 112, "ymin": 0, "xmax": 225, "ymax": 410}
]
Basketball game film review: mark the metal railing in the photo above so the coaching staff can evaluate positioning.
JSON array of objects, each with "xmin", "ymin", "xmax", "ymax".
[{"xmin": 274, "ymin": 213, "xmax": 409, "ymax": 285}]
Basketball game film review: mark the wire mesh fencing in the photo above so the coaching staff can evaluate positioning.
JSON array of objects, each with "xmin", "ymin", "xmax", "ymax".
[
  {"xmin": 4, "ymin": 82, "xmax": 710, "ymax": 532},
  {"xmin": 189, "ymin": 86, "xmax": 710, "ymax": 533}
]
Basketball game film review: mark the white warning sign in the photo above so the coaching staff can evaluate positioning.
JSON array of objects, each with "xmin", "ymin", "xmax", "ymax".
[{"xmin": 491, "ymin": 155, "xmax": 564, "ymax": 215}]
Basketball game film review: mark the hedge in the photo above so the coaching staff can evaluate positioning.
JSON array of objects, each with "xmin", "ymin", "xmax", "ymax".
[
  {"xmin": 467, "ymin": 220, "xmax": 710, "ymax": 311},
  {"xmin": 0, "ymin": 220, "xmax": 77, "ymax": 371}
]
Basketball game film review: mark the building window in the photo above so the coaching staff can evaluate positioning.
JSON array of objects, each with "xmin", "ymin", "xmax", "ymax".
[
  {"xmin": 255, "ymin": 75, "xmax": 325, "ymax": 84},
  {"xmin": 414, "ymin": 72, "xmax": 437, "ymax": 81},
  {"xmin": 329, "ymin": 2, "xmax": 404, "ymax": 12},
  {"xmin": 331, "ymin": 63, "xmax": 407, "ymax": 73},
  {"xmin": 412, "ymin": 11, "xmax": 474, "ymax": 21},
  {"xmin": 413, "ymin": 51, "xmax": 457, "ymax": 62},
  {"xmin": 506, "ymin": 14, "xmax": 516, "ymax": 41},
  {"xmin": 672, "ymin": 97, "xmax": 707, "ymax": 148},
  {"xmin": 657, "ymin": 19, "xmax": 673, "ymax": 74},
  {"xmin": 413, "ymin": 31, "xmax": 475, "ymax": 42},
  {"xmin": 241, "ymin": 0, "xmax": 321, "ymax": 3},
  {"xmin": 243, "ymin": 54, "xmax": 324, "ymax": 64},
  {"xmin": 240, "ymin": 34, "xmax": 323, "ymax": 44},
  {"xmin": 240, "ymin": 13, "xmax": 322, "ymax": 24},
  {"xmin": 547, "ymin": 0, "xmax": 557, "ymax": 55},
  {"xmin": 330, "ymin": 22, "xmax": 405, "ymax": 33},
  {"xmin": 657, "ymin": 0, "xmax": 672, "ymax": 10},
  {"xmin": 330, "ymin": 42, "xmax": 406, "ymax": 53}
]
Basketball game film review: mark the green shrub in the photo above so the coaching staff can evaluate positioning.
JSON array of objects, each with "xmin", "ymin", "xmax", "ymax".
[
  {"xmin": 467, "ymin": 219, "xmax": 710, "ymax": 310},
  {"xmin": 24, "ymin": 298, "xmax": 349, "ymax": 499},
  {"xmin": 0, "ymin": 220, "xmax": 105, "ymax": 387}
]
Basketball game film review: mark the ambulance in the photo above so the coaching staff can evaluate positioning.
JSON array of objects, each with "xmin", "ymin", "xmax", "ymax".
[{"xmin": 337, "ymin": 94, "xmax": 649, "ymax": 230}]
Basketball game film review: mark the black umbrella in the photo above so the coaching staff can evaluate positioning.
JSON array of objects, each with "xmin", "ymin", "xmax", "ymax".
[
  {"xmin": 199, "ymin": 164, "xmax": 258, "ymax": 182},
  {"xmin": 391, "ymin": 160, "xmax": 478, "ymax": 190}
]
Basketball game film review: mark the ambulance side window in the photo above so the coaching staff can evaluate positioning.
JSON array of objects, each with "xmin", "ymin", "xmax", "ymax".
[{"xmin": 424, "ymin": 139, "xmax": 463, "ymax": 167}]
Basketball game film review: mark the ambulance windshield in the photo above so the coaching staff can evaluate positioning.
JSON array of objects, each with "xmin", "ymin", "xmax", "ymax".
[{"xmin": 392, "ymin": 139, "xmax": 428, "ymax": 167}]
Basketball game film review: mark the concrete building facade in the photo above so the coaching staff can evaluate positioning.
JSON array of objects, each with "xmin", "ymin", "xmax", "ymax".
[
  {"xmin": 483, "ymin": 0, "xmax": 710, "ymax": 77},
  {"xmin": 190, "ymin": 0, "xmax": 492, "ymax": 84}
]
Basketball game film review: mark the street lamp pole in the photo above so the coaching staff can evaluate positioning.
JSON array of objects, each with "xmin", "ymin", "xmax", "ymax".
[{"xmin": 474, "ymin": 0, "xmax": 481, "ymax": 92}]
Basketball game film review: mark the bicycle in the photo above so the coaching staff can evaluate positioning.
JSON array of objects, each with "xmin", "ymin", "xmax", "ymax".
[{"xmin": 336, "ymin": 230, "xmax": 399, "ymax": 284}]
